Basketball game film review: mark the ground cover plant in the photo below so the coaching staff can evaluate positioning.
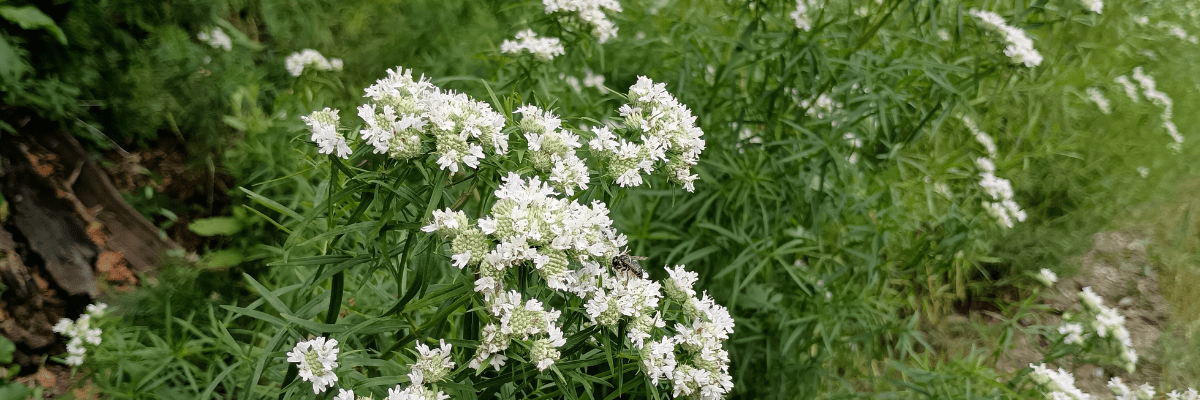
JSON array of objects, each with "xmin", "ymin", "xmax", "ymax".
[{"xmin": 2, "ymin": 0, "xmax": 1200, "ymax": 398}]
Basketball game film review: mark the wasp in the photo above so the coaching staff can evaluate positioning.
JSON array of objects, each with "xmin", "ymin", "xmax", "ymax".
[{"xmin": 611, "ymin": 253, "xmax": 649, "ymax": 280}]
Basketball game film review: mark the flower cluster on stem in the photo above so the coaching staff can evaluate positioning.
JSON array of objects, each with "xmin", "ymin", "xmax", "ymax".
[
  {"xmin": 1067, "ymin": 286, "xmax": 1138, "ymax": 372},
  {"xmin": 964, "ymin": 116, "xmax": 1026, "ymax": 228},
  {"xmin": 1086, "ymin": 88, "xmax": 1111, "ymax": 114},
  {"xmin": 970, "ymin": 9, "xmax": 1043, "ymax": 67},
  {"xmin": 286, "ymin": 49, "xmax": 343, "ymax": 77},
  {"xmin": 303, "ymin": 108, "xmax": 351, "ymax": 158},
  {"xmin": 52, "ymin": 303, "xmax": 107, "ymax": 366},
  {"xmin": 542, "ymin": 0, "xmax": 622, "ymax": 43},
  {"xmin": 286, "ymin": 336, "xmax": 341, "ymax": 394},
  {"xmin": 1131, "ymin": 67, "xmax": 1183, "ymax": 149},
  {"xmin": 592, "ymin": 76, "xmax": 705, "ymax": 192},
  {"xmin": 197, "ymin": 27, "xmax": 232, "ymax": 51},
  {"xmin": 501, "ymin": 29, "xmax": 566, "ymax": 60},
  {"xmin": 514, "ymin": 105, "xmax": 589, "ymax": 195},
  {"xmin": 356, "ymin": 67, "xmax": 508, "ymax": 172},
  {"xmin": 790, "ymin": 0, "xmax": 813, "ymax": 31}
]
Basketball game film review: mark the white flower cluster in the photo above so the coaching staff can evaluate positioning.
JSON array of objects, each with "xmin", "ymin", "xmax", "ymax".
[
  {"xmin": 420, "ymin": 175, "xmax": 734, "ymax": 397},
  {"xmin": 1168, "ymin": 388, "xmax": 1200, "ymax": 400},
  {"xmin": 790, "ymin": 0, "xmax": 813, "ymax": 31},
  {"xmin": 1035, "ymin": 268, "xmax": 1058, "ymax": 287},
  {"xmin": 1031, "ymin": 368, "xmax": 1199, "ymax": 400},
  {"xmin": 286, "ymin": 49, "xmax": 344, "ymax": 77},
  {"xmin": 303, "ymin": 108, "xmax": 351, "ymax": 158},
  {"xmin": 412, "ymin": 339, "xmax": 456, "ymax": 384},
  {"xmin": 1115, "ymin": 76, "xmax": 1140, "ymax": 103},
  {"xmin": 585, "ymin": 272, "xmax": 664, "ymax": 345},
  {"xmin": 1086, "ymin": 88, "xmax": 1111, "ymax": 115},
  {"xmin": 964, "ymin": 116, "xmax": 1026, "ymax": 228},
  {"xmin": 356, "ymin": 67, "xmax": 508, "ymax": 172},
  {"xmin": 1080, "ymin": 0, "xmax": 1103, "ymax": 14},
  {"xmin": 970, "ymin": 9, "xmax": 1043, "ymax": 67},
  {"xmin": 287, "ymin": 336, "xmax": 341, "ymax": 393},
  {"xmin": 52, "ymin": 303, "xmax": 107, "ymax": 366},
  {"xmin": 1108, "ymin": 377, "xmax": 1156, "ymax": 400},
  {"xmin": 1159, "ymin": 23, "xmax": 1200, "ymax": 43},
  {"xmin": 594, "ymin": 76, "xmax": 705, "ymax": 192},
  {"xmin": 197, "ymin": 27, "xmax": 232, "ymax": 51},
  {"xmin": 474, "ymin": 291, "xmax": 568, "ymax": 371},
  {"xmin": 515, "ymin": 105, "xmax": 589, "ymax": 195},
  {"xmin": 429, "ymin": 173, "xmax": 627, "ymax": 288},
  {"xmin": 560, "ymin": 69, "xmax": 607, "ymax": 94},
  {"xmin": 543, "ymin": 0, "xmax": 622, "ymax": 43},
  {"xmin": 1066, "ymin": 287, "xmax": 1138, "ymax": 372},
  {"xmin": 418, "ymin": 174, "xmax": 622, "ymax": 371},
  {"xmin": 641, "ymin": 265, "xmax": 736, "ymax": 400},
  {"xmin": 500, "ymin": 29, "xmax": 566, "ymax": 60},
  {"xmin": 800, "ymin": 93, "xmax": 843, "ymax": 122},
  {"xmin": 1058, "ymin": 322, "xmax": 1084, "ymax": 345},
  {"xmin": 1131, "ymin": 67, "xmax": 1183, "ymax": 149},
  {"xmin": 1029, "ymin": 363, "xmax": 1091, "ymax": 399},
  {"xmin": 329, "ymin": 340, "xmax": 452, "ymax": 400}
]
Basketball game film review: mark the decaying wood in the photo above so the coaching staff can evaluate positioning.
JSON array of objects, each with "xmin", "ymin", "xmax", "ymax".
[
  {"xmin": 0, "ymin": 142, "xmax": 99, "ymax": 297},
  {"xmin": 0, "ymin": 226, "xmax": 68, "ymax": 366},
  {"xmin": 9, "ymin": 127, "xmax": 181, "ymax": 277}
]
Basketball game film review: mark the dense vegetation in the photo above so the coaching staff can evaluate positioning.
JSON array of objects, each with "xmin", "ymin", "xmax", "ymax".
[{"xmin": 2, "ymin": 0, "xmax": 1199, "ymax": 398}]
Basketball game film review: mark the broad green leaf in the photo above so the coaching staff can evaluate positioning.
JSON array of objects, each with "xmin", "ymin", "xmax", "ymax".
[{"xmin": 0, "ymin": 6, "xmax": 66, "ymax": 44}]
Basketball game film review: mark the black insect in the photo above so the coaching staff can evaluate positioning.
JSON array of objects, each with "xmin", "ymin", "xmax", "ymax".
[{"xmin": 611, "ymin": 253, "xmax": 649, "ymax": 280}]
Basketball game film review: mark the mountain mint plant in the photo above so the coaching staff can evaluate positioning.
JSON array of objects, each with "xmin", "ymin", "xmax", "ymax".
[{"xmin": 270, "ymin": 64, "xmax": 731, "ymax": 399}]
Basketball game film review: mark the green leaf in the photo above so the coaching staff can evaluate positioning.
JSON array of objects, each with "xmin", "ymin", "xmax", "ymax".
[
  {"xmin": 0, "ymin": 383, "xmax": 34, "ymax": 399},
  {"xmin": 0, "ymin": 6, "xmax": 66, "ymax": 44},
  {"xmin": 201, "ymin": 250, "xmax": 245, "ymax": 268},
  {"xmin": 0, "ymin": 336, "xmax": 14, "ymax": 363},
  {"xmin": 0, "ymin": 34, "xmax": 31, "ymax": 82},
  {"xmin": 189, "ymin": 217, "xmax": 243, "ymax": 236}
]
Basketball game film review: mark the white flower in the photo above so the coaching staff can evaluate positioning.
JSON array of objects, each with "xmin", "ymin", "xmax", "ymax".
[
  {"xmin": 1080, "ymin": 0, "xmax": 1102, "ymax": 13},
  {"xmin": 285, "ymin": 49, "xmax": 337, "ymax": 77},
  {"xmin": 1079, "ymin": 286, "xmax": 1105, "ymax": 311},
  {"xmin": 543, "ymin": 0, "xmax": 623, "ymax": 43},
  {"xmin": 665, "ymin": 265, "xmax": 698, "ymax": 301},
  {"xmin": 452, "ymin": 251, "xmax": 472, "ymax": 269},
  {"xmin": 1138, "ymin": 166, "xmax": 1149, "ymax": 178},
  {"xmin": 501, "ymin": 29, "xmax": 565, "ymax": 60},
  {"xmin": 197, "ymin": 27, "xmax": 232, "ymax": 51},
  {"xmin": 422, "ymin": 208, "xmax": 469, "ymax": 237},
  {"xmin": 53, "ymin": 303, "xmax": 109, "ymax": 367},
  {"xmin": 642, "ymin": 337, "xmax": 677, "ymax": 385},
  {"xmin": 1132, "ymin": 67, "xmax": 1183, "ymax": 146},
  {"xmin": 387, "ymin": 383, "xmax": 450, "ymax": 400},
  {"xmin": 1086, "ymin": 88, "xmax": 1111, "ymax": 114},
  {"xmin": 790, "ymin": 0, "xmax": 812, "ymax": 31},
  {"xmin": 970, "ymin": 9, "xmax": 1042, "ymax": 67},
  {"xmin": 1036, "ymin": 268, "xmax": 1058, "ymax": 286},
  {"xmin": 1058, "ymin": 322, "xmax": 1084, "ymax": 344},
  {"xmin": 335, "ymin": 389, "xmax": 356, "ymax": 400},
  {"xmin": 286, "ymin": 336, "xmax": 340, "ymax": 394},
  {"xmin": 598, "ymin": 77, "xmax": 705, "ymax": 191},
  {"xmin": 413, "ymin": 339, "xmax": 456, "ymax": 383},
  {"xmin": 303, "ymin": 108, "xmax": 351, "ymax": 158},
  {"xmin": 583, "ymin": 69, "xmax": 606, "ymax": 90}
]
